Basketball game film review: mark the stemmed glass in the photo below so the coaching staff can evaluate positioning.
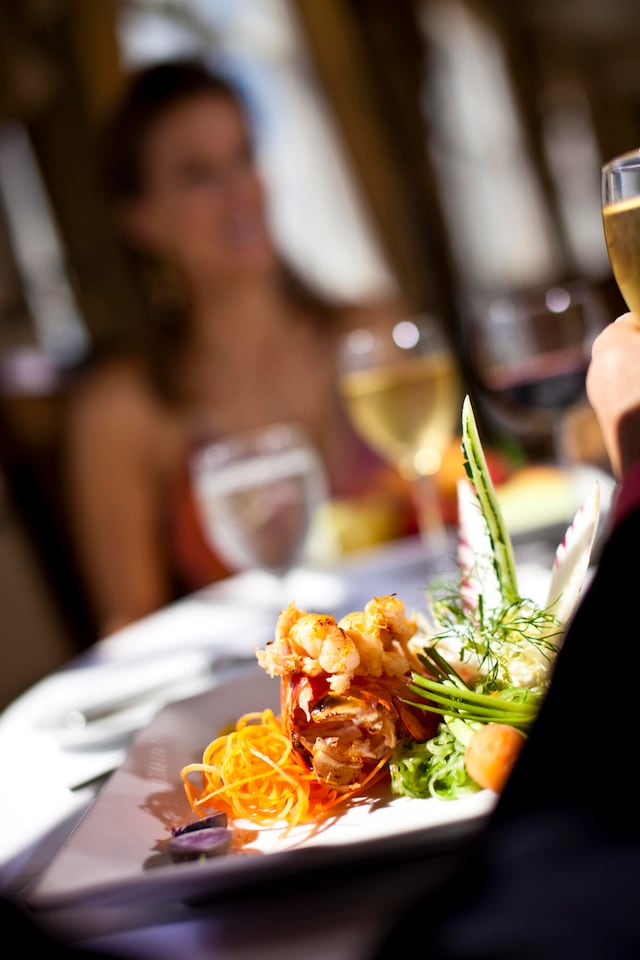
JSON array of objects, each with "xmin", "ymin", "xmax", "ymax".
[
  {"xmin": 337, "ymin": 314, "xmax": 462, "ymax": 551},
  {"xmin": 189, "ymin": 422, "xmax": 329, "ymax": 604},
  {"xmin": 602, "ymin": 148, "xmax": 640, "ymax": 317},
  {"xmin": 464, "ymin": 280, "xmax": 608, "ymax": 462}
]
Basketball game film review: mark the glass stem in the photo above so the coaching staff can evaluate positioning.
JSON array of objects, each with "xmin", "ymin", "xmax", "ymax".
[{"xmin": 411, "ymin": 473, "xmax": 449, "ymax": 554}]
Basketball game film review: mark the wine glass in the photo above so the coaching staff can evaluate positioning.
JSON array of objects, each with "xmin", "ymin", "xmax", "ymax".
[
  {"xmin": 338, "ymin": 314, "xmax": 462, "ymax": 550},
  {"xmin": 464, "ymin": 280, "xmax": 608, "ymax": 462},
  {"xmin": 189, "ymin": 422, "xmax": 329, "ymax": 603},
  {"xmin": 602, "ymin": 147, "xmax": 640, "ymax": 317}
]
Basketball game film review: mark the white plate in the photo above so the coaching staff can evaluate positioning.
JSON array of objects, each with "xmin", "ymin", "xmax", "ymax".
[{"xmin": 27, "ymin": 668, "xmax": 495, "ymax": 912}]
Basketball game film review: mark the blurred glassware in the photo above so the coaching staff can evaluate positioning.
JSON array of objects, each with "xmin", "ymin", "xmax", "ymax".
[
  {"xmin": 602, "ymin": 147, "xmax": 640, "ymax": 318},
  {"xmin": 464, "ymin": 280, "xmax": 608, "ymax": 462},
  {"xmin": 337, "ymin": 314, "xmax": 462, "ymax": 551},
  {"xmin": 190, "ymin": 422, "xmax": 329, "ymax": 596}
]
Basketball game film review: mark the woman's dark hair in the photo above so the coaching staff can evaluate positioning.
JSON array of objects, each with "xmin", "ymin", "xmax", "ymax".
[
  {"xmin": 95, "ymin": 57, "xmax": 339, "ymax": 402},
  {"xmin": 95, "ymin": 59, "xmax": 244, "ymax": 398},
  {"xmin": 102, "ymin": 58, "xmax": 243, "ymax": 203}
]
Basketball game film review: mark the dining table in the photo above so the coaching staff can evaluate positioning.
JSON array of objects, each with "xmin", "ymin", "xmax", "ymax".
[{"xmin": 0, "ymin": 466, "xmax": 613, "ymax": 960}]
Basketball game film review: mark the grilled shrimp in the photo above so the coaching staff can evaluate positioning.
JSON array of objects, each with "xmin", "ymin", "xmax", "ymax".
[
  {"xmin": 257, "ymin": 595, "xmax": 419, "ymax": 692},
  {"xmin": 291, "ymin": 613, "xmax": 360, "ymax": 685},
  {"xmin": 258, "ymin": 603, "xmax": 359, "ymax": 688},
  {"xmin": 338, "ymin": 611, "xmax": 384, "ymax": 677},
  {"xmin": 339, "ymin": 595, "xmax": 420, "ymax": 676},
  {"xmin": 362, "ymin": 594, "xmax": 418, "ymax": 646}
]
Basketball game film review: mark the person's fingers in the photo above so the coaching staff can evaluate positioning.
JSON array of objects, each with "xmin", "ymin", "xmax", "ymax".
[{"xmin": 590, "ymin": 312, "xmax": 636, "ymax": 359}]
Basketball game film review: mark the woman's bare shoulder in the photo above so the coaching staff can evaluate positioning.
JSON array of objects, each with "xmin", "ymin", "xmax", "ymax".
[{"xmin": 66, "ymin": 357, "xmax": 164, "ymax": 439}]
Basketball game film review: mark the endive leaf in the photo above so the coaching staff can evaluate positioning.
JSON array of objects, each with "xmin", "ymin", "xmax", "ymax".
[
  {"xmin": 460, "ymin": 395, "xmax": 519, "ymax": 606},
  {"xmin": 457, "ymin": 476, "xmax": 502, "ymax": 619}
]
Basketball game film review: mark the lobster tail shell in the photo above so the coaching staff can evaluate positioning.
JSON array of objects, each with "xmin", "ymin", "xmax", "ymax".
[{"xmin": 281, "ymin": 671, "xmax": 440, "ymax": 791}]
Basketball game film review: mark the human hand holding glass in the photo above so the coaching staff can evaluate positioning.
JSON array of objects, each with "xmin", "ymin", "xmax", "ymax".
[
  {"xmin": 190, "ymin": 422, "xmax": 328, "ymax": 602},
  {"xmin": 338, "ymin": 315, "xmax": 462, "ymax": 551}
]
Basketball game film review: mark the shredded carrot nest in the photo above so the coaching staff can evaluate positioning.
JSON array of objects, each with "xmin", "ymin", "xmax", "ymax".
[{"xmin": 180, "ymin": 708, "xmax": 387, "ymax": 829}]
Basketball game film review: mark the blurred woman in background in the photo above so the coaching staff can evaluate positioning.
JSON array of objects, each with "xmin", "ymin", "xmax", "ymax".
[{"xmin": 64, "ymin": 58, "xmax": 417, "ymax": 638}]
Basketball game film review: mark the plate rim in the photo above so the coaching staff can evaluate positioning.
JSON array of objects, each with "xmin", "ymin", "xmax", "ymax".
[{"xmin": 27, "ymin": 667, "xmax": 493, "ymax": 913}]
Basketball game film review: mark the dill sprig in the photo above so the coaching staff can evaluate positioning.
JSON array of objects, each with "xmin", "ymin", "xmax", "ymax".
[
  {"xmin": 405, "ymin": 579, "xmax": 557, "ymax": 734},
  {"xmin": 423, "ymin": 575, "xmax": 562, "ymax": 688}
]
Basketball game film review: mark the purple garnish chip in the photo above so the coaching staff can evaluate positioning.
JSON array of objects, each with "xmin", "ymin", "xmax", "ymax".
[
  {"xmin": 167, "ymin": 826, "xmax": 233, "ymax": 862},
  {"xmin": 171, "ymin": 810, "xmax": 228, "ymax": 837}
]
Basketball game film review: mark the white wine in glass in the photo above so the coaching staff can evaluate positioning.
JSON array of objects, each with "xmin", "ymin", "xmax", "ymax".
[
  {"xmin": 602, "ymin": 148, "xmax": 640, "ymax": 316},
  {"xmin": 338, "ymin": 315, "xmax": 461, "ymax": 549}
]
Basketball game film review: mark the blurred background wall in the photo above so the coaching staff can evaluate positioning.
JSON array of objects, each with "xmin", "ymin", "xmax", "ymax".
[{"xmin": 0, "ymin": 0, "xmax": 637, "ymax": 705}]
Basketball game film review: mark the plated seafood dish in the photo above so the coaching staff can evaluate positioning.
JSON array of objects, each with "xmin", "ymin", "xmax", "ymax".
[{"xmin": 177, "ymin": 397, "xmax": 601, "ymax": 857}]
